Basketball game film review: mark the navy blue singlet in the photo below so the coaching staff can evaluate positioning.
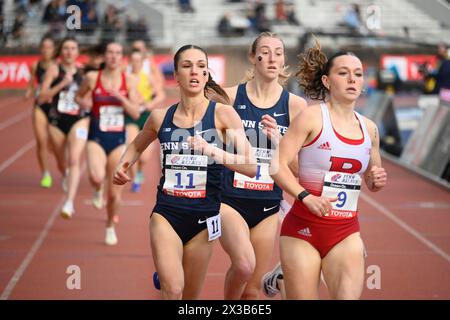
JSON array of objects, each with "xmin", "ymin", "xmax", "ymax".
[
  {"xmin": 155, "ymin": 101, "xmax": 223, "ymax": 214},
  {"xmin": 222, "ymin": 83, "xmax": 290, "ymax": 200}
]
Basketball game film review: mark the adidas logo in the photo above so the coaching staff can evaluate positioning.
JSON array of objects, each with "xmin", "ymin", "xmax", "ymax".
[
  {"xmin": 318, "ymin": 141, "xmax": 331, "ymax": 150},
  {"xmin": 297, "ymin": 227, "xmax": 312, "ymax": 237}
]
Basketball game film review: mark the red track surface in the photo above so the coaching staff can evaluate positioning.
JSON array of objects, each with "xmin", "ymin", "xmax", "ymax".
[{"xmin": 0, "ymin": 95, "xmax": 449, "ymax": 300}]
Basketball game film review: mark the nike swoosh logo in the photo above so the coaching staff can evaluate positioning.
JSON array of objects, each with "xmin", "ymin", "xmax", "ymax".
[
  {"xmin": 263, "ymin": 205, "xmax": 278, "ymax": 212},
  {"xmin": 198, "ymin": 218, "xmax": 207, "ymax": 224},
  {"xmin": 195, "ymin": 129, "xmax": 209, "ymax": 135},
  {"xmin": 273, "ymin": 112, "xmax": 286, "ymax": 117}
]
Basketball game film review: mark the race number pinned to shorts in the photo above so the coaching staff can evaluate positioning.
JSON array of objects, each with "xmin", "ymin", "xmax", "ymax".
[
  {"xmin": 57, "ymin": 85, "xmax": 80, "ymax": 115},
  {"xmin": 234, "ymin": 148, "xmax": 274, "ymax": 191},
  {"xmin": 321, "ymin": 171, "xmax": 362, "ymax": 219},
  {"xmin": 163, "ymin": 154, "xmax": 208, "ymax": 198},
  {"xmin": 99, "ymin": 106, "xmax": 124, "ymax": 132},
  {"xmin": 206, "ymin": 214, "xmax": 221, "ymax": 241}
]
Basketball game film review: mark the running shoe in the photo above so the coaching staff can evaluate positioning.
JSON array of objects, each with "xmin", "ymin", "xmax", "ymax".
[
  {"xmin": 40, "ymin": 172, "xmax": 52, "ymax": 188},
  {"xmin": 60, "ymin": 201, "xmax": 74, "ymax": 219},
  {"xmin": 153, "ymin": 272, "xmax": 161, "ymax": 290},
  {"xmin": 105, "ymin": 226, "xmax": 118, "ymax": 246},
  {"xmin": 135, "ymin": 170, "xmax": 145, "ymax": 184},
  {"xmin": 131, "ymin": 182, "xmax": 141, "ymax": 193},
  {"xmin": 261, "ymin": 262, "xmax": 283, "ymax": 298}
]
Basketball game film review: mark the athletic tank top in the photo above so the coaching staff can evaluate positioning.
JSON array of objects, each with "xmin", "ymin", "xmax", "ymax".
[
  {"xmin": 222, "ymin": 83, "xmax": 290, "ymax": 200},
  {"xmin": 91, "ymin": 70, "xmax": 128, "ymax": 132},
  {"xmin": 137, "ymin": 70, "xmax": 153, "ymax": 102},
  {"xmin": 50, "ymin": 64, "xmax": 83, "ymax": 116},
  {"xmin": 296, "ymin": 102, "xmax": 372, "ymax": 219},
  {"xmin": 156, "ymin": 101, "xmax": 223, "ymax": 213}
]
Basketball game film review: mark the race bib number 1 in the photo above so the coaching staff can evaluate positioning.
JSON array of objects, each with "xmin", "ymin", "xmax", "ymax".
[
  {"xmin": 163, "ymin": 154, "xmax": 208, "ymax": 198},
  {"xmin": 99, "ymin": 106, "xmax": 124, "ymax": 132},
  {"xmin": 234, "ymin": 148, "xmax": 274, "ymax": 191},
  {"xmin": 321, "ymin": 171, "xmax": 362, "ymax": 220}
]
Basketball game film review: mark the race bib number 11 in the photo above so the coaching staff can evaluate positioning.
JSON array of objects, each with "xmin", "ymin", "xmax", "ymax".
[
  {"xmin": 163, "ymin": 154, "xmax": 208, "ymax": 198},
  {"xmin": 321, "ymin": 171, "xmax": 362, "ymax": 220}
]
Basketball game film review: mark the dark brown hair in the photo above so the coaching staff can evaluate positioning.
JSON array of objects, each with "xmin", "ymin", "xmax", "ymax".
[
  {"xmin": 243, "ymin": 32, "xmax": 290, "ymax": 85},
  {"xmin": 296, "ymin": 39, "xmax": 357, "ymax": 100},
  {"xmin": 54, "ymin": 36, "xmax": 79, "ymax": 59},
  {"xmin": 174, "ymin": 44, "xmax": 230, "ymax": 104}
]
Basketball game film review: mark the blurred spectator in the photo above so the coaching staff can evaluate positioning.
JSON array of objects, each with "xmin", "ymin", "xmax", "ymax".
[
  {"xmin": 275, "ymin": 0, "xmax": 287, "ymax": 23},
  {"xmin": 11, "ymin": 12, "xmax": 26, "ymax": 40},
  {"xmin": 178, "ymin": 0, "xmax": 195, "ymax": 13},
  {"xmin": 126, "ymin": 16, "xmax": 151, "ymax": 44},
  {"xmin": 340, "ymin": 3, "xmax": 363, "ymax": 35},
  {"xmin": 218, "ymin": 12, "xmax": 232, "ymax": 36},
  {"xmin": 285, "ymin": 1, "xmax": 300, "ymax": 26},
  {"xmin": 218, "ymin": 12, "xmax": 249, "ymax": 37},
  {"xmin": 0, "ymin": 15, "xmax": 6, "ymax": 46},
  {"xmin": 254, "ymin": 2, "xmax": 271, "ymax": 32},
  {"xmin": 100, "ymin": 4, "xmax": 122, "ymax": 44},
  {"xmin": 42, "ymin": 0, "xmax": 66, "ymax": 39},
  {"xmin": 82, "ymin": 5, "xmax": 99, "ymax": 35},
  {"xmin": 436, "ymin": 43, "xmax": 450, "ymax": 91}
]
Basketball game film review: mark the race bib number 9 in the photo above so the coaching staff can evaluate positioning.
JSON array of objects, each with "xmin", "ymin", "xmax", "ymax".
[
  {"xmin": 163, "ymin": 154, "xmax": 208, "ymax": 198},
  {"xmin": 234, "ymin": 148, "xmax": 274, "ymax": 191},
  {"xmin": 57, "ymin": 87, "xmax": 80, "ymax": 115},
  {"xmin": 99, "ymin": 106, "xmax": 124, "ymax": 132},
  {"xmin": 321, "ymin": 171, "xmax": 362, "ymax": 219}
]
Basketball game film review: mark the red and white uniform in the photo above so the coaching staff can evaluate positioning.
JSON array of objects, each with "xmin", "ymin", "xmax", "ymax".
[{"xmin": 281, "ymin": 103, "xmax": 372, "ymax": 257}]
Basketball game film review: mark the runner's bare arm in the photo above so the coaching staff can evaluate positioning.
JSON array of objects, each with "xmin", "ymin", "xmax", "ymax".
[
  {"xmin": 270, "ymin": 108, "xmax": 313, "ymax": 198},
  {"xmin": 200, "ymin": 103, "xmax": 257, "ymax": 178},
  {"xmin": 74, "ymin": 71, "xmax": 96, "ymax": 110},
  {"xmin": 363, "ymin": 118, "xmax": 387, "ymax": 192},
  {"xmin": 113, "ymin": 108, "xmax": 164, "ymax": 185},
  {"xmin": 38, "ymin": 64, "xmax": 65, "ymax": 104}
]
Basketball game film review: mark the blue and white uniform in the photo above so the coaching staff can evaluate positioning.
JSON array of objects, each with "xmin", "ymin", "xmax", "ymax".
[
  {"xmin": 153, "ymin": 101, "xmax": 223, "ymax": 244},
  {"xmin": 222, "ymin": 83, "xmax": 291, "ymax": 228}
]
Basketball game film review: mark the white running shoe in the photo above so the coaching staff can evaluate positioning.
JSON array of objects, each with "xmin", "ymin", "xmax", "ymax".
[
  {"xmin": 60, "ymin": 201, "xmax": 74, "ymax": 219},
  {"xmin": 92, "ymin": 188, "xmax": 104, "ymax": 210},
  {"xmin": 261, "ymin": 262, "xmax": 283, "ymax": 298},
  {"xmin": 105, "ymin": 226, "xmax": 118, "ymax": 246}
]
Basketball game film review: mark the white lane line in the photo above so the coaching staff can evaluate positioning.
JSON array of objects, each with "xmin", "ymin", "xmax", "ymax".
[
  {"xmin": 0, "ymin": 196, "xmax": 66, "ymax": 300},
  {"xmin": 360, "ymin": 192, "xmax": 450, "ymax": 263},
  {"xmin": 0, "ymin": 110, "xmax": 29, "ymax": 131},
  {"xmin": 0, "ymin": 163, "xmax": 88, "ymax": 300},
  {"xmin": 0, "ymin": 140, "xmax": 35, "ymax": 174}
]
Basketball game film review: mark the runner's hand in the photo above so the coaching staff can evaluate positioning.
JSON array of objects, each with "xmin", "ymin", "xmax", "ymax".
[
  {"xmin": 369, "ymin": 165, "xmax": 387, "ymax": 189},
  {"xmin": 261, "ymin": 115, "xmax": 281, "ymax": 145},
  {"xmin": 188, "ymin": 135, "xmax": 214, "ymax": 156},
  {"xmin": 113, "ymin": 162, "xmax": 131, "ymax": 185},
  {"xmin": 302, "ymin": 194, "xmax": 338, "ymax": 217},
  {"xmin": 62, "ymin": 72, "xmax": 74, "ymax": 86}
]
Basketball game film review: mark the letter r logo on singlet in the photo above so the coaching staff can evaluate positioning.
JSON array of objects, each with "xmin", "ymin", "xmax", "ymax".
[{"xmin": 329, "ymin": 156, "xmax": 362, "ymax": 174}]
